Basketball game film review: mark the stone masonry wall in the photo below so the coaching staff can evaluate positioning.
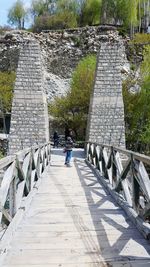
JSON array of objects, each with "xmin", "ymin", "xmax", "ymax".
[
  {"xmin": 0, "ymin": 27, "xmax": 133, "ymax": 103},
  {"xmin": 9, "ymin": 40, "xmax": 49, "ymax": 154},
  {"xmin": 0, "ymin": 27, "xmax": 122, "ymax": 77},
  {"xmin": 87, "ymin": 42, "xmax": 125, "ymax": 147}
]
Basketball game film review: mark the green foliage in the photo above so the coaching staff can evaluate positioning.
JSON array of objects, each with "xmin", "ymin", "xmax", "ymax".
[
  {"xmin": 31, "ymin": 0, "xmax": 46, "ymax": 18},
  {"xmin": 6, "ymin": 0, "xmax": 150, "ymax": 32},
  {"xmin": 69, "ymin": 54, "xmax": 96, "ymax": 112},
  {"xmin": 100, "ymin": 0, "xmax": 139, "ymax": 27},
  {"xmin": 57, "ymin": 0, "xmax": 78, "ymax": 13},
  {"xmin": 8, "ymin": 0, "xmax": 27, "ymax": 29},
  {"xmin": 32, "ymin": 0, "xmax": 78, "ymax": 31},
  {"xmin": 49, "ymin": 54, "xmax": 96, "ymax": 140},
  {"xmin": 79, "ymin": 0, "xmax": 101, "ymax": 26},
  {"xmin": 123, "ymin": 45, "xmax": 150, "ymax": 153},
  {"xmin": 141, "ymin": 45, "xmax": 150, "ymax": 85},
  {"xmin": 131, "ymin": 33, "xmax": 150, "ymax": 44},
  {"xmin": 33, "ymin": 11, "xmax": 77, "ymax": 31},
  {"xmin": 100, "ymin": 0, "xmax": 150, "ymax": 35},
  {"xmin": 0, "ymin": 72, "xmax": 16, "ymax": 113},
  {"xmin": 101, "ymin": 0, "xmax": 117, "ymax": 24},
  {"xmin": 0, "ymin": 150, "xmax": 4, "ymax": 159},
  {"xmin": 123, "ymin": 0, "xmax": 139, "ymax": 27}
]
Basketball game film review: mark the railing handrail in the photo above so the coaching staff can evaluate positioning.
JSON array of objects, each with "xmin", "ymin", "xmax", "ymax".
[
  {"xmin": 86, "ymin": 141, "xmax": 150, "ymax": 164},
  {"xmin": 86, "ymin": 141, "xmax": 150, "ymax": 239},
  {"xmin": 0, "ymin": 142, "xmax": 51, "ymax": 227}
]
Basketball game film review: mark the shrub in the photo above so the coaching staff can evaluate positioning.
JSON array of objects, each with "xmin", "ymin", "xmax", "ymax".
[
  {"xmin": 49, "ymin": 54, "xmax": 97, "ymax": 140},
  {"xmin": 32, "ymin": 11, "xmax": 77, "ymax": 32},
  {"xmin": 0, "ymin": 71, "xmax": 16, "ymax": 113}
]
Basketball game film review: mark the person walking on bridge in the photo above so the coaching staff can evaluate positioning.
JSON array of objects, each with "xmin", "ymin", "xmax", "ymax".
[
  {"xmin": 53, "ymin": 131, "xmax": 59, "ymax": 148},
  {"xmin": 64, "ymin": 136, "xmax": 73, "ymax": 166}
]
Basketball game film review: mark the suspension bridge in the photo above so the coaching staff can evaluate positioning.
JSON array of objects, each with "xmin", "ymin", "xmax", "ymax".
[
  {"xmin": 0, "ymin": 38, "xmax": 150, "ymax": 266},
  {"xmin": 0, "ymin": 143, "xmax": 150, "ymax": 266}
]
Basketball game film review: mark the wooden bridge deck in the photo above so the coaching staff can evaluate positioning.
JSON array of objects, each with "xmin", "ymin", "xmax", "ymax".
[{"xmin": 1, "ymin": 149, "xmax": 150, "ymax": 267}]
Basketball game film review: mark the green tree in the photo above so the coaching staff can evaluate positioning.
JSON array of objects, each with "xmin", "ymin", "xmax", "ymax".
[
  {"xmin": 79, "ymin": 0, "xmax": 101, "ymax": 26},
  {"xmin": 32, "ymin": 0, "xmax": 78, "ymax": 31},
  {"xmin": 31, "ymin": 0, "xmax": 46, "ymax": 18},
  {"xmin": 138, "ymin": 0, "xmax": 150, "ymax": 32},
  {"xmin": 123, "ymin": 45, "xmax": 150, "ymax": 153},
  {"xmin": 124, "ymin": 0, "xmax": 139, "ymax": 36},
  {"xmin": 100, "ymin": 0, "xmax": 117, "ymax": 24},
  {"xmin": 100, "ymin": 0, "xmax": 140, "ymax": 36},
  {"xmin": 55, "ymin": 0, "xmax": 78, "ymax": 28},
  {"xmin": 31, "ymin": 0, "xmax": 56, "ymax": 18},
  {"xmin": 49, "ymin": 55, "xmax": 96, "ymax": 139},
  {"xmin": 139, "ymin": 45, "xmax": 150, "ymax": 150},
  {"xmin": 0, "ymin": 72, "xmax": 16, "ymax": 113},
  {"xmin": 8, "ymin": 0, "xmax": 27, "ymax": 29}
]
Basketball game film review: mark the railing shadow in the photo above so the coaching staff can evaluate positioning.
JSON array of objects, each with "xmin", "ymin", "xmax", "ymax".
[{"xmin": 74, "ymin": 159, "xmax": 150, "ymax": 264}]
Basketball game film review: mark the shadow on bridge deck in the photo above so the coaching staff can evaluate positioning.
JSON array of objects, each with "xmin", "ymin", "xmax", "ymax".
[
  {"xmin": 74, "ymin": 158, "xmax": 150, "ymax": 266},
  {"xmin": 1, "ymin": 148, "xmax": 150, "ymax": 267},
  {"xmin": 49, "ymin": 148, "xmax": 150, "ymax": 266}
]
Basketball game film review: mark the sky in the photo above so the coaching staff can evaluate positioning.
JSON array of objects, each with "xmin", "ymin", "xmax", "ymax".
[{"xmin": 0, "ymin": 0, "xmax": 32, "ymax": 27}]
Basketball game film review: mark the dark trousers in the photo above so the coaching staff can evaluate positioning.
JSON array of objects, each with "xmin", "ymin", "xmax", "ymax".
[{"xmin": 65, "ymin": 150, "xmax": 72, "ymax": 164}]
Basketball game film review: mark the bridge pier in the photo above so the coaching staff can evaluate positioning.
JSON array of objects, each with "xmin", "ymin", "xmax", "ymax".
[
  {"xmin": 87, "ymin": 42, "xmax": 125, "ymax": 147},
  {"xmin": 8, "ymin": 40, "xmax": 49, "ymax": 154}
]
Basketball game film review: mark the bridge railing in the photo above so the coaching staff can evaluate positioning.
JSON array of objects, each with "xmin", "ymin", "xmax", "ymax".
[
  {"xmin": 86, "ymin": 142, "xmax": 150, "ymax": 238},
  {"xmin": 0, "ymin": 143, "xmax": 51, "ymax": 226}
]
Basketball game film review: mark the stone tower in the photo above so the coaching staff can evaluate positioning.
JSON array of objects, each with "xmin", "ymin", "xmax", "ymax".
[
  {"xmin": 86, "ymin": 42, "xmax": 125, "ymax": 147},
  {"xmin": 9, "ymin": 40, "xmax": 49, "ymax": 154}
]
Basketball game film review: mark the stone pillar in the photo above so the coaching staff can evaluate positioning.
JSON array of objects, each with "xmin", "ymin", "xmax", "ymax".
[
  {"xmin": 86, "ymin": 42, "xmax": 125, "ymax": 147},
  {"xmin": 9, "ymin": 40, "xmax": 49, "ymax": 154}
]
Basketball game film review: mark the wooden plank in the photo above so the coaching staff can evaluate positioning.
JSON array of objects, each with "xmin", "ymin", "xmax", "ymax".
[
  {"xmin": 0, "ymin": 156, "xmax": 15, "ymax": 170},
  {"xmin": 86, "ymin": 160, "xmax": 150, "ymax": 239},
  {"xmin": 88, "ymin": 142, "xmax": 150, "ymax": 165},
  {"xmin": 14, "ymin": 228, "xmax": 144, "ymax": 240},
  {"xmin": 33, "ymin": 150, "xmax": 39, "ymax": 168},
  {"xmin": 9, "ymin": 178, "xmax": 16, "ymax": 217},
  {"xmin": 3, "ymin": 249, "xmax": 150, "ymax": 265},
  {"xmin": 16, "ymin": 159, "xmax": 26, "ymax": 181},
  {"xmin": 22, "ymin": 152, "xmax": 31, "ymax": 179},
  {"xmin": 114, "ymin": 152, "xmax": 132, "ymax": 206},
  {"xmin": 31, "ymin": 170, "xmax": 36, "ymax": 189},
  {"xmin": 13, "ymin": 236, "xmax": 149, "ymax": 256},
  {"xmin": 115, "ymin": 160, "xmax": 131, "ymax": 191},
  {"xmin": 103, "ymin": 148, "xmax": 113, "ymax": 184},
  {"xmin": 0, "ymin": 177, "xmax": 43, "ymax": 266},
  {"xmin": 40, "ymin": 163, "xmax": 43, "ymax": 175},
  {"xmin": 1, "ymin": 150, "xmax": 150, "ymax": 267},
  {"xmin": 0, "ymin": 205, "xmax": 12, "ymax": 223},
  {"xmin": 40, "ymin": 148, "xmax": 44, "ymax": 162},
  {"xmin": 16, "ymin": 181, "xmax": 25, "ymax": 210},
  {"xmin": 2, "ymin": 262, "xmax": 150, "ymax": 267},
  {"xmin": 0, "ymin": 162, "xmax": 16, "ymax": 206},
  {"xmin": 136, "ymin": 161, "xmax": 150, "ymax": 201}
]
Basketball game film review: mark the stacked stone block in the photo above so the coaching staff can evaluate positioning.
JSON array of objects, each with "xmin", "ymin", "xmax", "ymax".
[
  {"xmin": 87, "ymin": 42, "xmax": 125, "ymax": 147},
  {"xmin": 9, "ymin": 40, "xmax": 49, "ymax": 154}
]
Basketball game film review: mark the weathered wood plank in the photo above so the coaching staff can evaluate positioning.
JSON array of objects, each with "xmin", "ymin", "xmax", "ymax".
[
  {"xmin": 1, "ymin": 149, "xmax": 150, "ymax": 267},
  {"xmin": 0, "ymin": 162, "xmax": 16, "ymax": 206},
  {"xmin": 2, "ymin": 262, "xmax": 150, "ymax": 267},
  {"xmin": 22, "ymin": 152, "xmax": 31, "ymax": 179},
  {"xmin": 0, "ymin": 156, "xmax": 15, "ymax": 170},
  {"xmin": 3, "ymin": 249, "xmax": 150, "ymax": 265},
  {"xmin": 114, "ymin": 152, "xmax": 132, "ymax": 206},
  {"xmin": 87, "ymin": 142, "xmax": 150, "ymax": 230},
  {"xmin": 16, "ymin": 181, "xmax": 25, "ymax": 210},
  {"xmin": 136, "ymin": 161, "xmax": 150, "ymax": 201}
]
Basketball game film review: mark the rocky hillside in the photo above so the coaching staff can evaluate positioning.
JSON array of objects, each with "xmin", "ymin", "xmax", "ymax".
[{"xmin": 0, "ymin": 26, "xmax": 138, "ymax": 102}]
